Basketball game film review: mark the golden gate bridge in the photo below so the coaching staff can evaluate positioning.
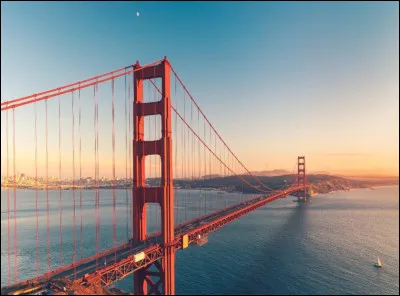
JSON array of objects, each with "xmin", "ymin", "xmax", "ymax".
[{"xmin": 1, "ymin": 57, "xmax": 309, "ymax": 295}]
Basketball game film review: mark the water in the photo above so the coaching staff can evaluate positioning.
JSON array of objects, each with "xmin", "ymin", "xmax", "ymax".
[{"xmin": 1, "ymin": 186, "xmax": 399, "ymax": 294}]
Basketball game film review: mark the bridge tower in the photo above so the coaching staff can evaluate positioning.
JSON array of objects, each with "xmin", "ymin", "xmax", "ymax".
[
  {"xmin": 297, "ymin": 156, "xmax": 307, "ymax": 202},
  {"xmin": 132, "ymin": 57, "xmax": 175, "ymax": 295}
]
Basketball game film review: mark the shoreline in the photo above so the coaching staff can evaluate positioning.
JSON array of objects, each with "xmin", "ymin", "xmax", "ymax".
[
  {"xmin": 309, "ymin": 184, "xmax": 399, "ymax": 197},
  {"xmin": 0, "ymin": 186, "xmax": 242, "ymax": 193},
  {"xmin": 1, "ymin": 184, "xmax": 398, "ymax": 193}
]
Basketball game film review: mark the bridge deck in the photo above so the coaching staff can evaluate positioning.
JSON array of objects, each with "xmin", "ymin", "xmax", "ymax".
[{"xmin": 1, "ymin": 186, "xmax": 307, "ymax": 295}]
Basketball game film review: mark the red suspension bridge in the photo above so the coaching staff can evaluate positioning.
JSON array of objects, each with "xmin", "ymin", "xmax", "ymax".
[{"xmin": 1, "ymin": 57, "xmax": 309, "ymax": 295}]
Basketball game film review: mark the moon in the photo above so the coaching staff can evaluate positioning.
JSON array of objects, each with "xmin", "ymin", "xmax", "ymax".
[{"xmin": 136, "ymin": 11, "xmax": 140, "ymax": 17}]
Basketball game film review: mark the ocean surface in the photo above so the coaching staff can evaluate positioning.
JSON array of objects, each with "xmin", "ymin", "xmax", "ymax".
[{"xmin": 1, "ymin": 186, "xmax": 399, "ymax": 294}]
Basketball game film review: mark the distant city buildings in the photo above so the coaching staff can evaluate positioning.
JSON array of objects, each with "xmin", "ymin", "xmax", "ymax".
[
  {"xmin": 1, "ymin": 173, "xmax": 237, "ymax": 192},
  {"xmin": 1, "ymin": 173, "xmax": 133, "ymax": 190}
]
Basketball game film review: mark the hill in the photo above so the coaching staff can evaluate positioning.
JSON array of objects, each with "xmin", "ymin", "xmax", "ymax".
[
  {"xmin": 248, "ymin": 169, "xmax": 292, "ymax": 176},
  {"xmin": 168, "ymin": 174, "xmax": 399, "ymax": 195}
]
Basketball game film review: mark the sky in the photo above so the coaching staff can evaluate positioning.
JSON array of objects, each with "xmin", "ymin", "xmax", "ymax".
[{"xmin": 1, "ymin": 1, "xmax": 399, "ymax": 178}]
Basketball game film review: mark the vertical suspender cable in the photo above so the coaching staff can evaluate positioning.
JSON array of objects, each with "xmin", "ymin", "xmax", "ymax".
[
  {"xmin": 181, "ymin": 96, "xmax": 186, "ymax": 221},
  {"xmin": 129, "ymin": 73, "xmax": 133, "ymax": 251},
  {"xmin": 6, "ymin": 109, "xmax": 10, "ymax": 285},
  {"xmin": 184, "ymin": 91, "xmax": 189, "ymax": 220},
  {"xmin": 94, "ymin": 85, "xmax": 98, "ymax": 269},
  {"xmin": 97, "ymin": 83, "xmax": 100, "ymax": 261},
  {"xmin": 96, "ymin": 84, "xmax": 99, "ymax": 258},
  {"xmin": 112, "ymin": 78, "xmax": 117, "ymax": 262},
  {"xmin": 199, "ymin": 110, "xmax": 204, "ymax": 215},
  {"xmin": 59, "ymin": 95, "xmax": 63, "ymax": 266},
  {"xmin": 79, "ymin": 86, "xmax": 83, "ymax": 260},
  {"xmin": 181, "ymin": 90, "xmax": 184, "ymax": 221},
  {"xmin": 45, "ymin": 100, "xmax": 50, "ymax": 273},
  {"xmin": 203, "ymin": 117, "xmax": 206, "ymax": 213},
  {"xmin": 72, "ymin": 92, "xmax": 76, "ymax": 279},
  {"xmin": 224, "ymin": 146, "xmax": 226, "ymax": 205},
  {"xmin": 97, "ymin": 83, "xmax": 101, "ymax": 259},
  {"xmin": 153, "ymin": 69, "xmax": 157, "ymax": 232},
  {"xmin": 35, "ymin": 102, "xmax": 39, "ymax": 276},
  {"xmin": 209, "ymin": 125, "xmax": 211, "ymax": 211},
  {"xmin": 13, "ymin": 109, "xmax": 18, "ymax": 283}
]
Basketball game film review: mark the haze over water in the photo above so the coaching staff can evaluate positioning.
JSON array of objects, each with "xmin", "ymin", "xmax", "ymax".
[{"xmin": 1, "ymin": 186, "xmax": 398, "ymax": 294}]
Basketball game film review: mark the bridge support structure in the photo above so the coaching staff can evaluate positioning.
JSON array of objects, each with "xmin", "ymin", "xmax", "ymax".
[
  {"xmin": 132, "ymin": 57, "xmax": 175, "ymax": 295},
  {"xmin": 296, "ymin": 156, "xmax": 307, "ymax": 202}
]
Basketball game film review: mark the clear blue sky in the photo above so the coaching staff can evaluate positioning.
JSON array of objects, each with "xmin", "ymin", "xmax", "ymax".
[{"xmin": 1, "ymin": 1, "xmax": 399, "ymax": 177}]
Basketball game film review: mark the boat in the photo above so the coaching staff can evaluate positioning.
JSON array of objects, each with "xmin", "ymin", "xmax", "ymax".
[
  {"xmin": 374, "ymin": 256, "xmax": 382, "ymax": 268},
  {"xmin": 194, "ymin": 235, "xmax": 208, "ymax": 246}
]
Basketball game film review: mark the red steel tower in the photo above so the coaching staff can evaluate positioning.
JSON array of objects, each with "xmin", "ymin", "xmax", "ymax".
[
  {"xmin": 132, "ymin": 57, "xmax": 175, "ymax": 295},
  {"xmin": 297, "ymin": 156, "xmax": 307, "ymax": 201}
]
